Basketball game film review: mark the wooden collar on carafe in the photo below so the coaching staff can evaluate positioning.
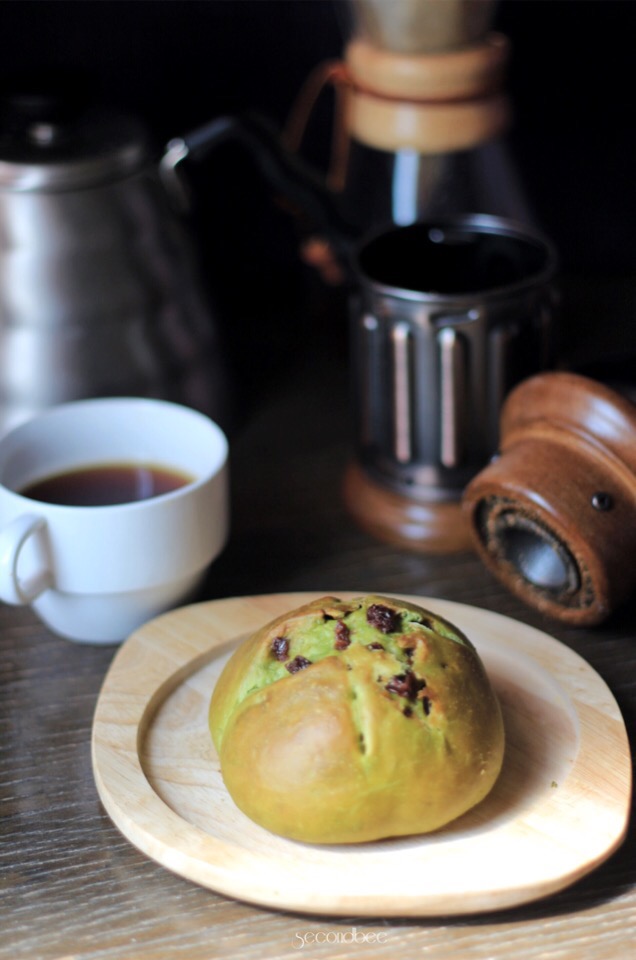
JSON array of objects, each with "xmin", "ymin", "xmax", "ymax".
[{"xmin": 344, "ymin": 32, "xmax": 511, "ymax": 154}]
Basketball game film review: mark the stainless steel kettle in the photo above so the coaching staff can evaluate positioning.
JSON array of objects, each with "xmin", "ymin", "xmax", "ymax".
[{"xmin": 0, "ymin": 92, "xmax": 229, "ymax": 434}]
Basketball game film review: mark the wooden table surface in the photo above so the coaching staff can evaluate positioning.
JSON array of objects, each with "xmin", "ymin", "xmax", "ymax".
[{"xmin": 1, "ymin": 310, "xmax": 634, "ymax": 960}]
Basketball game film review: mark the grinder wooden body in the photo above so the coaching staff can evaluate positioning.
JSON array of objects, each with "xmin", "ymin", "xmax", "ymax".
[{"xmin": 463, "ymin": 372, "xmax": 636, "ymax": 625}]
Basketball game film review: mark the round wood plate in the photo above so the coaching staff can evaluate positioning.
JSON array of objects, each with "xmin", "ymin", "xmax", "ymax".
[{"xmin": 91, "ymin": 592, "xmax": 632, "ymax": 917}]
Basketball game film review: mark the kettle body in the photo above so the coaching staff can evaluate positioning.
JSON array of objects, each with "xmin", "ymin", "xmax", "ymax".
[{"xmin": 0, "ymin": 103, "xmax": 228, "ymax": 434}]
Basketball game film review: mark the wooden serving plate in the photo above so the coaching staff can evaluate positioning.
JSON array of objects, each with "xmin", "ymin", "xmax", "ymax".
[{"xmin": 91, "ymin": 592, "xmax": 631, "ymax": 917}]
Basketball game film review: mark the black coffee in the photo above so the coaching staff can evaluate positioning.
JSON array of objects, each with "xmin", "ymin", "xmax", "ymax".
[{"xmin": 20, "ymin": 462, "xmax": 193, "ymax": 507}]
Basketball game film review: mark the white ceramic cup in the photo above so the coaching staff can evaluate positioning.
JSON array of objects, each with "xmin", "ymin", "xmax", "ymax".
[{"xmin": 0, "ymin": 397, "xmax": 229, "ymax": 643}]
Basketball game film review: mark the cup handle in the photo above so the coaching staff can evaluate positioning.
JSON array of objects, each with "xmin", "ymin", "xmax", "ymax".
[{"xmin": 0, "ymin": 514, "xmax": 53, "ymax": 605}]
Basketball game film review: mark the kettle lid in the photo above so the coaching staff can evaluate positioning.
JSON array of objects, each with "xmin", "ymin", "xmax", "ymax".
[{"xmin": 0, "ymin": 82, "xmax": 150, "ymax": 191}]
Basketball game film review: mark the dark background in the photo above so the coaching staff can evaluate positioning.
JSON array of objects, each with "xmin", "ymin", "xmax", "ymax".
[{"xmin": 1, "ymin": 0, "xmax": 635, "ymax": 404}]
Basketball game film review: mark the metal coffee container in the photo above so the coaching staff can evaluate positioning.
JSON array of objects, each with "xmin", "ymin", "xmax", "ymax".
[
  {"xmin": 0, "ymin": 93, "xmax": 228, "ymax": 434},
  {"xmin": 346, "ymin": 215, "xmax": 558, "ymax": 551}
]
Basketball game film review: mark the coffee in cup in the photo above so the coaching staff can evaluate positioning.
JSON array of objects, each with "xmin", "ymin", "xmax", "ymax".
[{"xmin": 0, "ymin": 397, "xmax": 229, "ymax": 643}]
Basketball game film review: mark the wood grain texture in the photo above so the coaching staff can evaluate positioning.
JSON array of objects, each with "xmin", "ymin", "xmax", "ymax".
[
  {"xmin": 91, "ymin": 593, "xmax": 630, "ymax": 917},
  {"xmin": 2, "ymin": 321, "xmax": 636, "ymax": 959}
]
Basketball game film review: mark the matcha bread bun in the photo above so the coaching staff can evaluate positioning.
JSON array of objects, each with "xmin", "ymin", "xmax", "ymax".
[{"xmin": 209, "ymin": 595, "xmax": 504, "ymax": 844}]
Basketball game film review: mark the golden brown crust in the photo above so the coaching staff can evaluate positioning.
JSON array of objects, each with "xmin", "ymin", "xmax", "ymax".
[{"xmin": 209, "ymin": 595, "xmax": 504, "ymax": 844}]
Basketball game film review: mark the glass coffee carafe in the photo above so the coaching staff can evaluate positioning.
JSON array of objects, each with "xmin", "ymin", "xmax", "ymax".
[{"xmin": 285, "ymin": 0, "xmax": 532, "ymax": 237}]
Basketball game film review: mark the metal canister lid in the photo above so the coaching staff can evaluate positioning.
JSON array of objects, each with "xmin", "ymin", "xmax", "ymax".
[{"xmin": 0, "ymin": 89, "xmax": 151, "ymax": 191}]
